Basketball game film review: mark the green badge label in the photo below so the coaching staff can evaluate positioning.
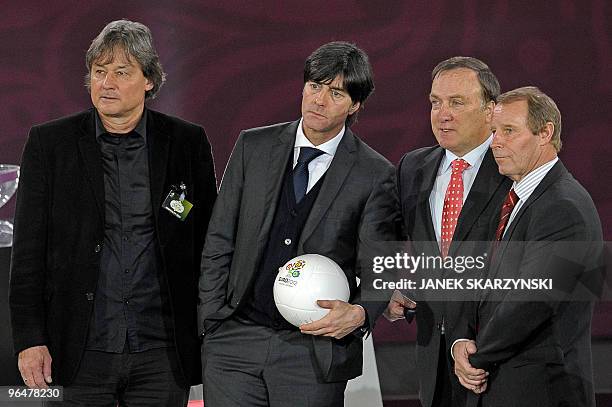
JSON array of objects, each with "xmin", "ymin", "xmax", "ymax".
[{"xmin": 163, "ymin": 189, "xmax": 193, "ymax": 221}]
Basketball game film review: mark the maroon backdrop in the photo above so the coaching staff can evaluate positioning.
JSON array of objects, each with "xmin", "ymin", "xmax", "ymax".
[
  {"xmin": 1, "ymin": 0, "xmax": 610, "ymax": 238},
  {"xmin": 0, "ymin": 1, "xmax": 610, "ymax": 403}
]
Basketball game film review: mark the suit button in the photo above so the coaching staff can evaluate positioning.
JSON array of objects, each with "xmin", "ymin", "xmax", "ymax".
[
  {"xmin": 85, "ymin": 292, "xmax": 94, "ymax": 301},
  {"xmin": 284, "ymin": 239, "xmax": 292, "ymax": 245},
  {"xmin": 234, "ymin": 298, "xmax": 240, "ymax": 306},
  {"xmin": 290, "ymin": 210, "xmax": 297, "ymax": 217},
  {"xmin": 94, "ymin": 244, "xmax": 101, "ymax": 253}
]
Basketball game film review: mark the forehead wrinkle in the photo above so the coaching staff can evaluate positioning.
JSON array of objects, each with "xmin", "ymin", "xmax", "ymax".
[{"xmin": 94, "ymin": 46, "xmax": 134, "ymax": 68}]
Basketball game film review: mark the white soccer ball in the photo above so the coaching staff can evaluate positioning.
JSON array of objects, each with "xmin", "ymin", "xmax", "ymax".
[{"xmin": 273, "ymin": 254, "xmax": 350, "ymax": 327}]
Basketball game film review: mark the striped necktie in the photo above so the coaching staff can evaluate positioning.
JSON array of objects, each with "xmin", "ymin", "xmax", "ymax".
[{"xmin": 495, "ymin": 189, "xmax": 518, "ymax": 240}]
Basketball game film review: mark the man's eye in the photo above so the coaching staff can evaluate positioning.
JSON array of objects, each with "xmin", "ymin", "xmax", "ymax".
[{"xmin": 331, "ymin": 90, "xmax": 343, "ymax": 98}]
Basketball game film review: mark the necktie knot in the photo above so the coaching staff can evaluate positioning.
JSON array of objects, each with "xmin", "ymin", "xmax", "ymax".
[
  {"xmin": 297, "ymin": 147, "xmax": 324, "ymax": 166},
  {"xmin": 293, "ymin": 147, "xmax": 324, "ymax": 203},
  {"xmin": 451, "ymin": 158, "xmax": 470, "ymax": 174},
  {"xmin": 506, "ymin": 189, "xmax": 518, "ymax": 207}
]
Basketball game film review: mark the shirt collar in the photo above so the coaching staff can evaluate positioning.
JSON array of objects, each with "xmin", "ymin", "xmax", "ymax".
[
  {"xmin": 512, "ymin": 157, "xmax": 559, "ymax": 201},
  {"xmin": 440, "ymin": 134, "xmax": 493, "ymax": 173},
  {"xmin": 294, "ymin": 117, "xmax": 345, "ymax": 157},
  {"xmin": 95, "ymin": 108, "xmax": 147, "ymax": 143}
]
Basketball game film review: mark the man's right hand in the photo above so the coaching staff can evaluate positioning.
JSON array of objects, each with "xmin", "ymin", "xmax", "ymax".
[
  {"xmin": 18, "ymin": 345, "xmax": 52, "ymax": 388},
  {"xmin": 452, "ymin": 340, "xmax": 488, "ymax": 393},
  {"xmin": 383, "ymin": 299, "xmax": 407, "ymax": 322},
  {"xmin": 383, "ymin": 290, "xmax": 416, "ymax": 322}
]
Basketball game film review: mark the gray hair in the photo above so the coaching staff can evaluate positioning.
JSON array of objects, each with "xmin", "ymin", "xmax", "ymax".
[
  {"xmin": 85, "ymin": 19, "xmax": 166, "ymax": 99},
  {"xmin": 432, "ymin": 56, "xmax": 500, "ymax": 105},
  {"xmin": 497, "ymin": 86, "xmax": 563, "ymax": 152}
]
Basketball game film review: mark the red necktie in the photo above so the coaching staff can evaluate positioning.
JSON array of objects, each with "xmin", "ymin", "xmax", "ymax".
[
  {"xmin": 441, "ymin": 159, "xmax": 470, "ymax": 257},
  {"xmin": 495, "ymin": 189, "xmax": 518, "ymax": 240}
]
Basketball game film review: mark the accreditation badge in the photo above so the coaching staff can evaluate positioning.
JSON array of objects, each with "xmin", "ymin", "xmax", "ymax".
[{"xmin": 162, "ymin": 182, "xmax": 193, "ymax": 221}]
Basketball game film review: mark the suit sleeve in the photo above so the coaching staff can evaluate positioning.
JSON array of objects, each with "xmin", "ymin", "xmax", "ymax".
[
  {"xmin": 9, "ymin": 127, "xmax": 49, "ymax": 354},
  {"xmin": 469, "ymin": 200, "xmax": 593, "ymax": 370},
  {"xmin": 197, "ymin": 132, "xmax": 245, "ymax": 335},
  {"xmin": 193, "ymin": 127, "xmax": 217, "ymax": 298},
  {"xmin": 355, "ymin": 161, "xmax": 402, "ymax": 330}
]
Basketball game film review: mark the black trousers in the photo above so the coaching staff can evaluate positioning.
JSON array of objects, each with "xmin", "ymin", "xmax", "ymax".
[
  {"xmin": 432, "ymin": 335, "xmax": 467, "ymax": 407},
  {"xmin": 203, "ymin": 316, "xmax": 347, "ymax": 407},
  {"xmin": 45, "ymin": 347, "xmax": 189, "ymax": 407}
]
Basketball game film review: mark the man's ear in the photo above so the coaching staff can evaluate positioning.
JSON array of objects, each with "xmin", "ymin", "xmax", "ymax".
[
  {"xmin": 538, "ymin": 122, "xmax": 554, "ymax": 146},
  {"xmin": 484, "ymin": 101, "xmax": 495, "ymax": 123},
  {"xmin": 349, "ymin": 101, "xmax": 361, "ymax": 115},
  {"xmin": 145, "ymin": 78, "xmax": 154, "ymax": 92}
]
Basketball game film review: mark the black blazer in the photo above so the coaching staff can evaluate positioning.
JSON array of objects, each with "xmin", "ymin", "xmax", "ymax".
[
  {"xmin": 466, "ymin": 161, "xmax": 603, "ymax": 407},
  {"xmin": 397, "ymin": 145, "xmax": 510, "ymax": 407},
  {"xmin": 9, "ymin": 108, "xmax": 217, "ymax": 386},
  {"xmin": 199, "ymin": 120, "xmax": 401, "ymax": 382}
]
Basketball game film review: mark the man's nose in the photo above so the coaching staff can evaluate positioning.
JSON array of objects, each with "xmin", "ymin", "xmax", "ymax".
[
  {"xmin": 491, "ymin": 132, "xmax": 503, "ymax": 148},
  {"xmin": 437, "ymin": 103, "xmax": 452, "ymax": 121},
  {"xmin": 313, "ymin": 88, "xmax": 331, "ymax": 106},
  {"xmin": 102, "ymin": 73, "xmax": 116, "ymax": 88}
]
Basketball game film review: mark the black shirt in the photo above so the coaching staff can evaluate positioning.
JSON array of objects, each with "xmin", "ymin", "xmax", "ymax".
[{"xmin": 86, "ymin": 110, "xmax": 173, "ymax": 353}]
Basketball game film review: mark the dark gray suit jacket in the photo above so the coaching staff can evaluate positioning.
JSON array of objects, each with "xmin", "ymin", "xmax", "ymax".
[
  {"xmin": 465, "ymin": 160, "xmax": 603, "ymax": 407},
  {"xmin": 397, "ymin": 145, "xmax": 510, "ymax": 407},
  {"xmin": 198, "ymin": 120, "xmax": 400, "ymax": 382}
]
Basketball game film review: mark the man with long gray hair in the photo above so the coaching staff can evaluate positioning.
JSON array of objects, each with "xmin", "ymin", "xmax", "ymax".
[{"xmin": 9, "ymin": 19, "xmax": 217, "ymax": 406}]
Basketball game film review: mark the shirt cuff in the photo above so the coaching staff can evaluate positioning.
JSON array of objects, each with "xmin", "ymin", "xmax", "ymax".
[
  {"xmin": 450, "ymin": 338, "xmax": 471, "ymax": 361},
  {"xmin": 353, "ymin": 304, "xmax": 370, "ymax": 338}
]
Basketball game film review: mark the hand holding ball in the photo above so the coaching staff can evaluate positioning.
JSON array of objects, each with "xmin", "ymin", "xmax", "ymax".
[{"xmin": 273, "ymin": 254, "xmax": 350, "ymax": 327}]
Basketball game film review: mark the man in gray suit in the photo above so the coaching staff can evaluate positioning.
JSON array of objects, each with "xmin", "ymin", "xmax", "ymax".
[{"xmin": 198, "ymin": 41, "xmax": 400, "ymax": 406}]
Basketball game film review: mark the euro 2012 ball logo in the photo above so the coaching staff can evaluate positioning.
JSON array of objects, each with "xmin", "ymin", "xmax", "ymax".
[{"xmin": 285, "ymin": 259, "xmax": 306, "ymax": 278}]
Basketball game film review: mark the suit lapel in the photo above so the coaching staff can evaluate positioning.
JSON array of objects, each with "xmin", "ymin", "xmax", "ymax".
[
  {"xmin": 488, "ymin": 161, "xmax": 566, "ymax": 282},
  {"xmin": 298, "ymin": 129, "xmax": 357, "ymax": 247},
  {"xmin": 256, "ymin": 121, "xmax": 296, "ymax": 244},
  {"xmin": 451, "ymin": 150, "xmax": 506, "ymax": 252},
  {"xmin": 417, "ymin": 149, "xmax": 443, "ymax": 244},
  {"xmin": 77, "ymin": 109, "xmax": 105, "ymax": 221},
  {"xmin": 409, "ymin": 148, "xmax": 443, "ymax": 257},
  {"xmin": 146, "ymin": 110, "xmax": 170, "ymax": 226},
  {"xmin": 502, "ymin": 161, "xmax": 566, "ymax": 242}
]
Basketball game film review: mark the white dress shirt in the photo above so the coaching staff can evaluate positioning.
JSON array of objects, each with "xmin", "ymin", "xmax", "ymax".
[
  {"xmin": 429, "ymin": 135, "xmax": 493, "ymax": 245},
  {"xmin": 293, "ymin": 118, "xmax": 344, "ymax": 192}
]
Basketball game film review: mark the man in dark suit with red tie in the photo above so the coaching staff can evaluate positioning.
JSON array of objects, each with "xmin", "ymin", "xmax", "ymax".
[
  {"xmin": 386, "ymin": 57, "xmax": 511, "ymax": 407},
  {"xmin": 452, "ymin": 87, "xmax": 603, "ymax": 407}
]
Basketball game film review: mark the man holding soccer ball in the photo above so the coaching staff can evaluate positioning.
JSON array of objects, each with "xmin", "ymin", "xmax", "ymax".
[{"xmin": 198, "ymin": 41, "xmax": 400, "ymax": 406}]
